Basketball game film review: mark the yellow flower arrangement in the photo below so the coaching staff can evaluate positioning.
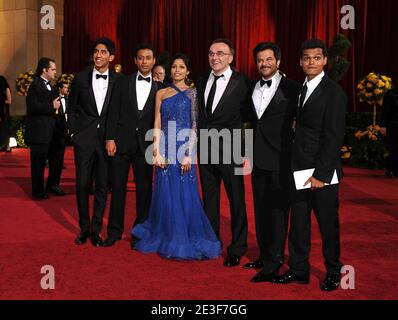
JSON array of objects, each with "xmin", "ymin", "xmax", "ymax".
[
  {"xmin": 15, "ymin": 71, "xmax": 35, "ymax": 96},
  {"xmin": 340, "ymin": 146, "xmax": 352, "ymax": 159},
  {"xmin": 358, "ymin": 72, "xmax": 392, "ymax": 126},
  {"xmin": 354, "ymin": 125, "xmax": 381, "ymax": 142},
  {"xmin": 357, "ymin": 72, "xmax": 392, "ymax": 106}
]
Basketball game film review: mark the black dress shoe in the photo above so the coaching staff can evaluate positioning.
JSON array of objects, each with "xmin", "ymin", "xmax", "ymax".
[
  {"xmin": 46, "ymin": 186, "xmax": 66, "ymax": 196},
  {"xmin": 90, "ymin": 233, "xmax": 103, "ymax": 247},
  {"xmin": 75, "ymin": 231, "xmax": 90, "ymax": 245},
  {"xmin": 251, "ymin": 269, "xmax": 279, "ymax": 283},
  {"xmin": 321, "ymin": 274, "xmax": 341, "ymax": 291},
  {"xmin": 273, "ymin": 270, "xmax": 309, "ymax": 284},
  {"xmin": 224, "ymin": 254, "xmax": 241, "ymax": 267},
  {"xmin": 242, "ymin": 259, "xmax": 264, "ymax": 269},
  {"xmin": 102, "ymin": 237, "xmax": 121, "ymax": 247},
  {"xmin": 32, "ymin": 193, "xmax": 49, "ymax": 200}
]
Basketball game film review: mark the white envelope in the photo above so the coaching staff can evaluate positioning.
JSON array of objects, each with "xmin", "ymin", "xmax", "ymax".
[{"xmin": 293, "ymin": 168, "xmax": 339, "ymax": 190}]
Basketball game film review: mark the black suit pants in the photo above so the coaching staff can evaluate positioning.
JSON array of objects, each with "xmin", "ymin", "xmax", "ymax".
[
  {"xmin": 288, "ymin": 183, "xmax": 343, "ymax": 276},
  {"xmin": 107, "ymin": 151, "xmax": 153, "ymax": 239},
  {"xmin": 252, "ymin": 166, "xmax": 289, "ymax": 273},
  {"xmin": 74, "ymin": 139, "xmax": 109, "ymax": 234},
  {"xmin": 199, "ymin": 163, "xmax": 248, "ymax": 257}
]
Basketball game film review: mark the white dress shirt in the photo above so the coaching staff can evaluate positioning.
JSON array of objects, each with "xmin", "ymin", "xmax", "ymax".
[
  {"xmin": 301, "ymin": 71, "xmax": 325, "ymax": 107},
  {"xmin": 60, "ymin": 95, "xmax": 66, "ymax": 113},
  {"xmin": 92, "ymin": 68, "xmax": 109, "ymax": 115},
  {"xmin": 136, "ymin": 72, "xmax": 152, "ymax": 111},
  {"xmin": 204, "ymin": 66, "xmax": 233, "ymax": 114},
  {"xmin": 252, "ymin": 72, "xmax": 282, "ymax": 119},
  {"xmin": 40, "ymin": 76, "xmax": 52, "ymax": 91}
]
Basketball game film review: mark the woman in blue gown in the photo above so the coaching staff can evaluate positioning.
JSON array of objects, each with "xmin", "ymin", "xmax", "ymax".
[{"xmin": 131, "ymin": 54, "xmax": 221, "ymax": 260}]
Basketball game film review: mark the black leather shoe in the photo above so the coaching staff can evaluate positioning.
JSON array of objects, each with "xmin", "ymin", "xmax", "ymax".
[
  {"xmin": 321, "ymin": 274, "xmax": 341, "ymax": 291},
  {"xmin": 273, "ymin": 270, "xmax": 309, "ymax": 284},
  {"xmin": 90, "ymin": 233, "xmax": 103, "ymax": 247},
  {"xmin": 251, "ymin": 269, "xmax": 279, "ymax": 283},
  {"xmin": 46, "ymin": 186, "xmax": 66, "ymax": 196},
  {"xmin": 102, "ymin": 237, "xmax": 121, "ymax": 247},
  {"xmin": 224, "ymin": 254, "xmax": 241, "ymax": 267},
  {"xmin": 243, "ymin": 259, "xmax": 264, "ymax": 269},
  {"xmin": 32, "ymin": 193, "xmax": 49, "ymax": 200},
  {"xmin": 74, "ymin": 231, "xmax": 90, "ymax": 245}
]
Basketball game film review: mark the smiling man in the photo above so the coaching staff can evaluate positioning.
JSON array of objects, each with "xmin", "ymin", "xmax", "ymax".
[
  {"xmin": 103, "ymin": 43, "xmax": 160, "ymax": 248},
  {"xmin": 68, "ymin": 38, "xmax": 121, "ymax": 247},
  {"xmin": 246, "ymin": 42, "xmax": 299, "ymax": 283},
  {"xmin": 197, "ymin": 38, "xmax": 251, "ymax": 267}
]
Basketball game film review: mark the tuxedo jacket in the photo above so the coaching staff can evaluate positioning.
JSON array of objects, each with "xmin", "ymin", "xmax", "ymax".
[
  {"xmin": 106, "ymin": 73, "xmax": 159, "ymax": 155},
  {"xmin": 25, "ymin": 77, "xmax": 58, "ymax": 144},
  {"xmin": 197, "ymin": 69, "xmax": 251, "ymax": 163},
  {"xmin": 54, "ymin": 96, "xmax": 68, "ymax": 136},
  {"xmin": 292, "ymin": 75, "xmax": 347, "ymax": 183},
  {"xmin": 67, "ymin": 68, "xmax": 121, "ymax": 149},
  {"xmin": 250, "ymin": 76, "xmax": 300, "ymax": 171}
]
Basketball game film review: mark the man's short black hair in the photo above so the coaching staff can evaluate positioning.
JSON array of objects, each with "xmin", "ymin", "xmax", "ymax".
[
  {"xmin": 93, "ymin": 37, "xmax": 116, "ymax": 55},
  {"xmin": 57, "ymin": 81, "xmax": 68, "ymax": 89},
  {"xmin": 35, "ymin": 57, "xmax": 55, "ymax": 77},
  {"xmin": 253, "ymin": 42, "xmax": 281, "ymax": 62},
  {"xmin": 211, "ymin": 38, "xmax": 235, "ymax": 55},
  {"xmin": 134, "ymin": 43, "xmax": 156, "ymax": 58},
  {"xmin": 300, "ymin": 38, "xmax": 328, "ymax": 57}
]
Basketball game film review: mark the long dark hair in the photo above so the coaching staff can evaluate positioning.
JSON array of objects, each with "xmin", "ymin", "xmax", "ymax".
[{"xmin": 171, "ymin": 53, "xmax": 193, "ymax": 87}]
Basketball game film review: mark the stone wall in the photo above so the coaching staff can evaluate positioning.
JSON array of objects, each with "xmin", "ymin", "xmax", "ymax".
[{"xmin": 0, "ymin": 0, "xmax": 64, "ymax": 115}]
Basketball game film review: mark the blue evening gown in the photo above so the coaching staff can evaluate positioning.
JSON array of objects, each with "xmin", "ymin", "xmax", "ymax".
[{"xmin": 131, "ymin": 84, "xmax": 221, "ymax": 260}]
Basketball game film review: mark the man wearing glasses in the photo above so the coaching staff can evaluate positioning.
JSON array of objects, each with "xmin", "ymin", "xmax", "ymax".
[{"xmin": 197, "ymin": 38, "xmax": 251, "ymax": 267}]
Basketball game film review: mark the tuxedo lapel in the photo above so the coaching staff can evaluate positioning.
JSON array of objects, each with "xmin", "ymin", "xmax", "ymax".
[
  {"xmin": 129, "ymin": 73, "xmax": 139, "ymax": 116},
  {"xmin": 100, "ymin": 71, "xmax": 115, "ymax": 117},
  {"xmin": 302, "ymin": 75, "xmax": 326, "ymax": 110},
  {"xmin": 264, "ymin": 78, "xmax": 288, "ymax": 114},
  {"xmin": 212, "ymin": 71, "xmax": 239, "ymax": 116},
  {"xmin": 140, "ymin": 80, "xmax": 157, "ymax": 118},
  {"xmin": 200, "ymin": 72, "xmax": 211, "ymax": 119},
  {"xmin": 87, "ymin": 70, "xmax": 98, "ymax": 115}
]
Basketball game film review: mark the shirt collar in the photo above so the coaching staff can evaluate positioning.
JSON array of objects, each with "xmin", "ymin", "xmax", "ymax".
[
  {"xmin": 93, "ymin": 68, "xmax": 109, "ymax": 77},
  {"xmin": 40, "ymin": 76, "xmax": 50, "ymax": 84},
  {"xmin": 304, "ymin": 71, "xmax": 324, "ymax": 88},
  {"xmin": 212, "ymin": 65, "xmax": 232, "ymax": 81},
  {"xmin": 137, "ymin": 71, "xmax": 152, "ymax": 81},
  {"xmin": 259, "ymin": 71, "xmax": 282, "ymax": 87}
]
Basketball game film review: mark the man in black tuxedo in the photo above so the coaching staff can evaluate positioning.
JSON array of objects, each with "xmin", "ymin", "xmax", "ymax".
[
  {"xmin": 25, "ymin": 57, "xmax": 61, "ymax": 200},
  {"xmin": 68, "ymin": 38, "xmax": 121, "ymax": 247},
  {"xmin": 246, "ymin": 42, "xmax": 299, "ymax": 282},
  {"xmin": 103, "ymin": 43, "xmax": 158, "ymax": 247},
  {"xmin": 197, "ymin": 38, "xmax": 251, "ymax": 267},
  {"xmin": 274, "ymin": 39, "xmax": 346, "ymax": 291},
  {"xmin": 45, "ymin": 81, "xmax": 69, "ymax": 196}
]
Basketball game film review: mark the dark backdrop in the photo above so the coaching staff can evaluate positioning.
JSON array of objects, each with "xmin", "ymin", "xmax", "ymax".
[{"xmin": 63, "ymin": 0, "xmax": 398, "ymax": 112}]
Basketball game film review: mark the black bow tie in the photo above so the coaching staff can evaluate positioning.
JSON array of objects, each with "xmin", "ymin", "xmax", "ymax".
[
  {"xmin": 43, "ymin": 79, "xmax": 49, "ymax": 86},
  {"xmin": 260, "ymin": 79, "xmax": 272, "ymax": 87},
  {"xmin": 96, "ymin": 74, "xmax": 108, "ymax": 80},
  {"xmin": 138, "ymin": 75, "xmax": 151, "ymax": 83}
]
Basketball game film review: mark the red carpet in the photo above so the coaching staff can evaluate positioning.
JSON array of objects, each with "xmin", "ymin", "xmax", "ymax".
[{"xmin": 1, "ymin": 147, "xmax": 397, "ymax": 300}]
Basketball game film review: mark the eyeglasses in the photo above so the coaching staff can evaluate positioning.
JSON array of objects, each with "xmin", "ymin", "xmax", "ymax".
[{"xmin": 208, "ymin": 51, "xmax": 232, "ymax": 58}]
